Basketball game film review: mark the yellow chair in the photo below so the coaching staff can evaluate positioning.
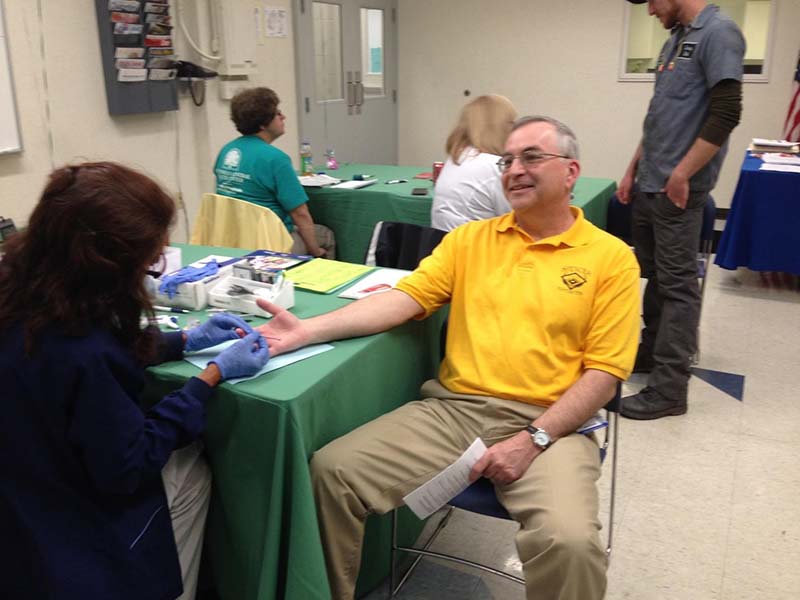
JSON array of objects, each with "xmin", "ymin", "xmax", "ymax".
[{"xmin": 190, "ymin": 193, "xmax": 294, "ymax": 252}]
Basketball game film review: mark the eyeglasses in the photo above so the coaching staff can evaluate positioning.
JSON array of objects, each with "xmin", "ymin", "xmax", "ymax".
[{"xmin": 497, "ymin": 150, "xmax": 570, "ymax": 172}]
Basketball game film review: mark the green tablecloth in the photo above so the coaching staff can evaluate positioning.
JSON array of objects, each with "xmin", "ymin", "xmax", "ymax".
[
  {"xmin": 306, "ymin": 163, "xmax": 616, "ymax": 263},
  {"xmin": 144, "ymin": 245, "xmax": 442, "ymax": 599}
]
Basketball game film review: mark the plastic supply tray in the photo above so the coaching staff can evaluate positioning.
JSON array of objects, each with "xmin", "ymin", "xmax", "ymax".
[{"xmin": 208, "ymin": 275, "xmax": 295, "ymax": 317}]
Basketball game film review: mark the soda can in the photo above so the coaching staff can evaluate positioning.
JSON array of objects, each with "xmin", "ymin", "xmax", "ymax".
[{"xmin": 432, "ymin": 161, "xmax": 444, "ymax": 184}]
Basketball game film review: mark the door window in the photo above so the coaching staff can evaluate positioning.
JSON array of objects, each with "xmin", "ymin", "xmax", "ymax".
[
  {"xmin": 620, "ymin": 0, "xmax": 775, "ymax": 82},
  {"xmin": 360, "ymin": 8, "xmax": 384, "ymax": 96}
]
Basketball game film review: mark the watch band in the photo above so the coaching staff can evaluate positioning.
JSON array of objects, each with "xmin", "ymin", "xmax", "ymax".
[{"xmin": 525, "ymin": 424, "xmax": 552, "ymax": 450}]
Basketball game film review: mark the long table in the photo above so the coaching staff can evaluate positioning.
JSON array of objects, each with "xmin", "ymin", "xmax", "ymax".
[
  {"xmin": 144, "ymin": 245, "xmax": 444, "ymax": 599},
  {"xmin": 716, "ymin": 152, "xmax": 800, "ymax": 275},
  {"xmin": 306, "ymin": 163, "xmax": 616, "ymax": 263}
]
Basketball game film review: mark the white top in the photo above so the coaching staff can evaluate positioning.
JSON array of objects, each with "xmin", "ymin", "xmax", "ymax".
[{"xmin": 431, "ymin": 148, "xmax": 511, "ymax": 232}]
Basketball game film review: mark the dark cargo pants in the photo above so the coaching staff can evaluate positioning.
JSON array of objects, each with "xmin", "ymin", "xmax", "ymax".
[{"xmin": 631, "ymin": 190, "xmax": 706, "ymax": 402}]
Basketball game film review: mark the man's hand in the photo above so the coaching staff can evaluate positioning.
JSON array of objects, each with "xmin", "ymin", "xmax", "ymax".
[
  {"xmin": 469, "ymin": 431, "xmax": 540, "ymax": 486},
  {"xmin": 663, "ymin": 170, "xmax": 690, "ymax": 209},
  {"xmin": 255, "ymin": 299, "xmax": 311, "ymax": 356},
  {"xmin": 617, "ymin": 171, "xmax": 635, "ymax": 205}
]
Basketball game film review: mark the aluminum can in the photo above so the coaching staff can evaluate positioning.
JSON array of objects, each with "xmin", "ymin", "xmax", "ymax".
[{"xmin": 432, "ymin": 161, "xmax": 444, "ymax": 184}]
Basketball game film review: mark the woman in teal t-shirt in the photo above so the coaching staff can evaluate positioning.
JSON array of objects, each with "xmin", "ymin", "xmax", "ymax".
[{"xmin": 214, "ymin": 87, "xmax": 336, "ymax": 258}]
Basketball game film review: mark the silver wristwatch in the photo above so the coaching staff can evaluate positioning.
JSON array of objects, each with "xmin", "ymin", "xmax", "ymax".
[{"xmin": 525, "ymin": 425, "xmax": 552, "ymax": 450}]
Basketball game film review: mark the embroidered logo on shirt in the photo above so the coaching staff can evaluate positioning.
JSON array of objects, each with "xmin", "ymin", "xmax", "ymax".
[
  {"xmin": 222, "ymin": 149, "xmax": 242, "ymax": 170},
  {"xmin": 677, "ymin": 42, "xmax": 697, "ymax": 60},
  {"xmin": 560, "ymin": 267, "xmax": 589, "ymax": 291}
]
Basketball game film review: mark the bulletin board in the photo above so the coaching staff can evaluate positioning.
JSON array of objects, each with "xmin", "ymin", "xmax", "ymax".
[{"xmin": 0, "ymin": 1, "xmax": 22, "ymax": 154}]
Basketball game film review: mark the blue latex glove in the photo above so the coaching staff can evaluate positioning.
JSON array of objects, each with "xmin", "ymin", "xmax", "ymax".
[
  {"xmin": 158, "ymin": 260, "xmax": 219, "ymax": 298},
  {"xmin": 184, "ymin": 314, "xmax": 254, "ymax": 352},
  {"xmin": 210, "ymin": 332, "xmax": 270, "ymax": 380}
]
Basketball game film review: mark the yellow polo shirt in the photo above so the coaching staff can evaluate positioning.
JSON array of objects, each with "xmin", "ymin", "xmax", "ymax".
[{"xmin": 395, "ymin": 207, "xmax": 640, "ymax": 407}]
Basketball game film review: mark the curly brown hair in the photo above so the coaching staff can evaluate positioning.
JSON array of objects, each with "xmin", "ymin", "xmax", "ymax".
[
  {"xmin": 0, "ymin": 162, "xmax": 175, "ymax": 362},
  {"xmin": 230, "ymin": 87, "xmax": 280, "ymax": 135}
]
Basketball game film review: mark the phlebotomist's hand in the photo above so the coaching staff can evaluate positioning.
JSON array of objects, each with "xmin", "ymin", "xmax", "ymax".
[
  {"xmin": 663, "ymin": 169, "xmax": 690, "ymax": 209},
  {"xmin": 184, "ymin": 313, "xmax": 252, "ymax": 352},
  {"xmin": 469, "ymin": 431, "xmax": 541, "ymax": 486},
  {"xmin": 209, "ymin": 332, "xmax": 269, "ymax": 380}
]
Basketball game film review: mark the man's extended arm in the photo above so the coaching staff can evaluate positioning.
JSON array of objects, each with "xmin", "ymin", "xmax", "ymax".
[
  {"xmin": 470, "ymin": 369, "xmax": 618, "ymax": 485},
  {"xmin": 256, "ymin": 289, "xmax": 424, "ymax": 356}
]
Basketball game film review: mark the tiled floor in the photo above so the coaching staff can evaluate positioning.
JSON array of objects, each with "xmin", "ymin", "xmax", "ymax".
[{"xmin": 363, "ymin": 263, "xmax": 800, "ymax": 600}]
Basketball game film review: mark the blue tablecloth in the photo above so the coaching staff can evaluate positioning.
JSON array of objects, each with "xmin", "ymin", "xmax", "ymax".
[{"xmin": 716, "ymin": 152, "xmax": 800, "ymax": 275}]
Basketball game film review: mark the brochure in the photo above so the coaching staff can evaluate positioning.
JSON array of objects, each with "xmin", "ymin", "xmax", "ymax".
[{"xmin": 337, "ymin": 268, "xmax": 411, "ymax": 300}]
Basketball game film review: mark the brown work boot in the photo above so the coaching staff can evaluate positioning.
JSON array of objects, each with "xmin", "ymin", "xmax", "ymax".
[{"xmin": 621, "ymin": 386, "xmax": 687, "ymax": 420}]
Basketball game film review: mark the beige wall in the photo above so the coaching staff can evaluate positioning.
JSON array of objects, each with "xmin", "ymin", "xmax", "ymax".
[
  {"xmin": 2, "ymin": 0, "xmax": 796, "ymax": 231},
  {"xmin": 0, "ymin": 0, "xmax": 299, "ymax": 240},
  {"xmin": 397, "ymin": 0, "xmax": 800, "ymax": 208}
]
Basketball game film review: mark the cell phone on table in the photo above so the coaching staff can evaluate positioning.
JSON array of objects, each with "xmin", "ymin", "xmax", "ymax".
[{"xmin": 411, "ymin": 187, "xmax": 428, "ymax": 196}]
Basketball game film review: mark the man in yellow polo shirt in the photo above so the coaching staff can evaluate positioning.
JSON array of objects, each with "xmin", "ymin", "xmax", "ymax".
[{"xmin": 256, "ymin": 116, "xmax": 640, "ymax": 600}]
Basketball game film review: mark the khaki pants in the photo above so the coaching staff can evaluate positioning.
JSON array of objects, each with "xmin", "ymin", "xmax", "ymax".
[
  {"xmin": 291, "ymin": 224, "xmax": 337, "ymax": 259},
  {"xmin": 162, "ymin": 441, "xmax": 212, "ymax": 600},
  {"xmin": 310, "ymin": 380, "xmax": 607, "ymax": 600}
]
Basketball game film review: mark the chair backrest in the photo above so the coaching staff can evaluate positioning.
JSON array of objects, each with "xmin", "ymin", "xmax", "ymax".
[
  {"xmin": 364, "ymin": 221, "xmax": 448, "ymax": 269},
  {"xmin": 605, "ymin": 195, "xmax": 633, "ymax": 246},
  {"xmin": 605, "ymin": 193, "xmax": 716, "ymax": 252},
  {"xmin": 700, "ymin": 195, "xmax": 716, "ymax": 244},
  {"xmin": 190, "ymin": 193, "xmax": 293, "ymax": 252}
]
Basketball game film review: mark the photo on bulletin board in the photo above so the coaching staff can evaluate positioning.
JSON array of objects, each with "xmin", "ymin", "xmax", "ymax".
[{"xmin": 0, "ymin": 1, "xmax": 23, "ymax": 154}]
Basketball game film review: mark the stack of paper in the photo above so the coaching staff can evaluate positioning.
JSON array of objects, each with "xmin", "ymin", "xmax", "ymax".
[
  {"xmin": 285, "ymin": 259, "xmax": 374, "ymax": 293},
  {"xmin": 298, "ymin": 174, "xmax": 342, "ymax": 187},
  {"xmin": 761, "ymin": 153, "xmax": 800, "ymax": 166},
  {"xmin": 750, "ymin": 138, "xmax": 800, "ymax": 154}
]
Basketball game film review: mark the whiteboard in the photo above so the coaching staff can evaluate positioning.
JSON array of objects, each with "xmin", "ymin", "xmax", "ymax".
[{"xmin": 0, "ymin": 1, "xmax": 22, "ymax": 154}]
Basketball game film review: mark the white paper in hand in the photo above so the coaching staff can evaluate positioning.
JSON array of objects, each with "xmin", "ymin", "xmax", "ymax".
[{"xmin": 403, "ymin": 438, "xmax": 487, "ymax": 520}]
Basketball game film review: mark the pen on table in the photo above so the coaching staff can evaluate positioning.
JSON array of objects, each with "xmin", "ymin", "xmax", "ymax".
[
  {"xmin": 154, "ymin": 305, "xmax": 190, "ymax": 314},
  {"xmin": 352, "ymin": 173, "xmax": 373, "ymax": 180}
]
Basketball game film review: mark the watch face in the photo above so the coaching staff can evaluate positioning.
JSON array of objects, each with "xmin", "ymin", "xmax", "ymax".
[{"xmin": 533, "ymin": 430, "xmax": 551, "ymax": 447}]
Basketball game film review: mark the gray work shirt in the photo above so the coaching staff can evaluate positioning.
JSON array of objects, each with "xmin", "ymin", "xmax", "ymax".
[{"xmin": 638, "ymin": 4, "xmax": 745, "ymax": 193}]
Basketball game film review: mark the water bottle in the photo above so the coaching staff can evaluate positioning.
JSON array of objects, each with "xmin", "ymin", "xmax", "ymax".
[{"xmin": 300, "ymin": 139, "xmax": 313, "ymax": 175}]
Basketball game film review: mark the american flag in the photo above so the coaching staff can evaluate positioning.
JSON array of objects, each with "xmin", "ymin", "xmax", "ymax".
[{"xmin": 784, "ymin": 51, "xmax": 800, "ymax": 142}]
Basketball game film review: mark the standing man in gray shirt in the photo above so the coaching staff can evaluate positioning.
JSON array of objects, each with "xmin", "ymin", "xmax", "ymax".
[{"xmin": 618, "ymin": 0, "xmax": 744, "ymax": 420}]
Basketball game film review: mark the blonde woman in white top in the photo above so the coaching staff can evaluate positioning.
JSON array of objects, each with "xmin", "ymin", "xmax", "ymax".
[{"xmin": 431, "ymin": 95, "xmax": 518, "ymax": 232}]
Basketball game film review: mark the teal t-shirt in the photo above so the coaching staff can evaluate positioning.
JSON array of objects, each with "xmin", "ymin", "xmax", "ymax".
[{"xmin": 214, "ymin": 136, "xmax": 308, "ymax": 232}]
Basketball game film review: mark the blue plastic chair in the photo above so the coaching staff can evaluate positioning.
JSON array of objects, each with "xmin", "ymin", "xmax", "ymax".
[{"xmin": 389, "ymin": 391, "xmax": 622, "ymax": 595}]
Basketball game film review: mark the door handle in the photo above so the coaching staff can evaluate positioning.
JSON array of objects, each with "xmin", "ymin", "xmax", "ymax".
[
  {"xmin": 346, "ymin": 71, "xmax": 355, "ymax": 115},
  {"xmin": 354, "ymin": 70, "xmax": 363, "ymax": 114}
]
